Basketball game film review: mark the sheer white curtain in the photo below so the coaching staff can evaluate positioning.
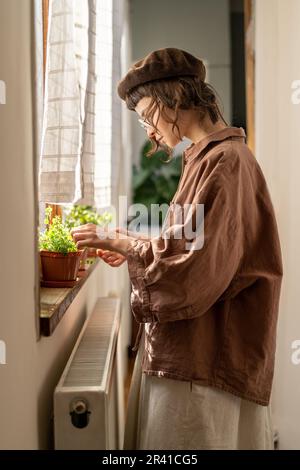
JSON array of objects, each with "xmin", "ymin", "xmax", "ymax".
[{"xmin": 39, "ymin": 0, "xmax": 123, "ymax": 209}]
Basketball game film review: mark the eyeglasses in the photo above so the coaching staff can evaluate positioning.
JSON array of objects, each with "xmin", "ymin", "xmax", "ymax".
[{"xmin": 138, "ymin": 118, "xmax": 153, "ymax": 131}]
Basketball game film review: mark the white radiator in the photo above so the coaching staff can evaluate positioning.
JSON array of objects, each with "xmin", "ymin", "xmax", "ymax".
[{"xmin": 54, "ymin": 297, "xmax": 122, "ymax": 450}]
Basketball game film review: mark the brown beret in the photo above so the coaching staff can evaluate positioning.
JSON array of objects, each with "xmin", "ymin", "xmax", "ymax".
[{"xmin": 117, "ymin": 47, "xmax": 206, "ymax": 100}]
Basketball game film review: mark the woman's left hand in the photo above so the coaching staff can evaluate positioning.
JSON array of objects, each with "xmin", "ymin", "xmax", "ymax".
[{"xmin": 71, "ymin": 224, "xmax": 131, "ymax": 257}]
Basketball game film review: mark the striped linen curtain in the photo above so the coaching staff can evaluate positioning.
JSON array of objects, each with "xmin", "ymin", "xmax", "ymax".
[{"xmin": 39, "ymin": 0, "xmax": 122, "ymax": 209}]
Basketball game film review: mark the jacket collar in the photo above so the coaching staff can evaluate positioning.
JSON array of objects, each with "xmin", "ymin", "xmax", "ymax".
[{"xmin": 183, "ymin": 127, "xmax": 246, "ymax": 163}]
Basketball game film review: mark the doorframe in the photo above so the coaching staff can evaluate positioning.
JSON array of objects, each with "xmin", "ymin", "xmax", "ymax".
[{"xmin": 244, "ymin": 0, "xmax": 255, "ymax": 153}]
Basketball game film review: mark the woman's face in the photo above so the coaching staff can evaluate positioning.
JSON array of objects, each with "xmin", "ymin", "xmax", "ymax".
[{"xmin": 135, "ymin": 97, "xmax": 182, "ymax": 148}]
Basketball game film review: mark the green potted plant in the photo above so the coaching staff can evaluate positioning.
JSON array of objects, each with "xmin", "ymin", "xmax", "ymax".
[
  {"xmin": 39, "ymin": 207, "xmax": 81, "ymax": 285},
  {"xmin": 64, "ymin": 205, "xmax": 112, "ymax": 268}
]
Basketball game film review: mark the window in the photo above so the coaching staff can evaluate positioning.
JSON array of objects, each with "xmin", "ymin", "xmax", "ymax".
[
  {"xmin": 37, "ymin": 0, "xmax": 124, "ymax": 335},
  {"xmin": 40, "ymin": 0, "xmax": 115, "ymax": 208}
]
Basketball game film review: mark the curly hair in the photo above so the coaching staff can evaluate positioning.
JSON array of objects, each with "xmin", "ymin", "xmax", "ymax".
[{"xmin": 125, "ymin": 76, "xmax": 227, "ymax": 161}]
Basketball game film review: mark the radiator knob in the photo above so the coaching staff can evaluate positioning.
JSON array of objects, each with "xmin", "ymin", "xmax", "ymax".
[{"xmin": 70, "ymin": 399, "xmax": 90, "ymax": 428}]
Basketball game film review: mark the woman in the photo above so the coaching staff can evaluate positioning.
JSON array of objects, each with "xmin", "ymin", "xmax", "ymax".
[{"xmin": 71, "ymin": 48, "xmax": 283, "ymax": 450}]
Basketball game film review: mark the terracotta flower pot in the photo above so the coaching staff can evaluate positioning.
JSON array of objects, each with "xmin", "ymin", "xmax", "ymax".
[{"xmin": 40, "ymin": 251, "xmax": 81, "ymax": 282}]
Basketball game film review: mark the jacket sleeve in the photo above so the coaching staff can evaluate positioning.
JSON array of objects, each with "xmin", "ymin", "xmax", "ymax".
[{"xmin": 126, "ymin": 154, "xmax": 244, "ymax": 323}]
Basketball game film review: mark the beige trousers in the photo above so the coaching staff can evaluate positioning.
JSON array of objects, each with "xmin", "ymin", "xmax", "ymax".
[{"xmin": 123, "ymin": 331, "xmax": 274, "ymax": 450}]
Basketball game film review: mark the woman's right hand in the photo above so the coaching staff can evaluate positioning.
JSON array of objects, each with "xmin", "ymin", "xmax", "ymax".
[
  {"xmin": 89, "ymin": 226, "xmax": 149, "ymax": 267},
  {"xmin": 97, "ymin": 248, "xmax": 127, "ymax": 267}
]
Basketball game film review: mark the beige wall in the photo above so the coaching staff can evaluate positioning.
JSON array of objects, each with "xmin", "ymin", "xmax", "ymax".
[
  {"xmin": 255, "ymin": 0, "xmax": 300, "ymax": 450},
  {"xmin": 0, "ymin": 0, "xmax": 131, "ymax": 449}
]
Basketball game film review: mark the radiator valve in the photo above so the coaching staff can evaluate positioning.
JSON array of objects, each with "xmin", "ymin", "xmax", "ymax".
[{"xmin": 70, "ymin": 399, "xmax": 90, "ymax": 428}]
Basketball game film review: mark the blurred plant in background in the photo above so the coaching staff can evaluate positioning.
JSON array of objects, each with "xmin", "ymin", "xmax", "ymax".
[
  {"xmin": 132, "ymin": 141, "xmax": 182, "ymax": 225},
  {"xmin": 64, "ymin": 205, "xmax": 112, "ymax": 229}
]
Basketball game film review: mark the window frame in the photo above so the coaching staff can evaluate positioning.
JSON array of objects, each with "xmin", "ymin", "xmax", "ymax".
[{"xmin": 37, "ymin": 1, "xmax": 99, "ymax": 337}]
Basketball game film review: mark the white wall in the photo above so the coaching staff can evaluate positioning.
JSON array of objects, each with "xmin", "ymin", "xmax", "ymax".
[
  {"xmin": 0, "ymin": 0, "xmax": 131, "ymax": 449},
  {"xmin": 130, "ymin": 0, "xmax": 231, "ymax": 165},
  {"xmin": 255, "ymin": 0, "xmax": 300, "ymax": 450}
]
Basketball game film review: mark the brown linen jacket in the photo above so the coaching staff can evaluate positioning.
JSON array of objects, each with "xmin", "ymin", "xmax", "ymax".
[{"xmin": 126, "ymin": 127, "xmax": 283, "ymax": 406}]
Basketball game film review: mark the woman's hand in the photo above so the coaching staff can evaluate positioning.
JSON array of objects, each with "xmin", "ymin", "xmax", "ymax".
[
  {"xmin": 84, "ymin": 246, "xmax": 126, "ymax": 267},
  {"xmin": 97, "ymin": 249, "xmax": 127, "ymax": 267},
  {"xmin": 71, "ymin": 223, "xmax": 132, "ymax": 256}
]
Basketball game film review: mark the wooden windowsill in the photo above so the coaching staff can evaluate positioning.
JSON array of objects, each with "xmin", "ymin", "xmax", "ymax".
[{"xmin": 39, "ymin": 258, "xmax": 99, "ymax": 337}]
